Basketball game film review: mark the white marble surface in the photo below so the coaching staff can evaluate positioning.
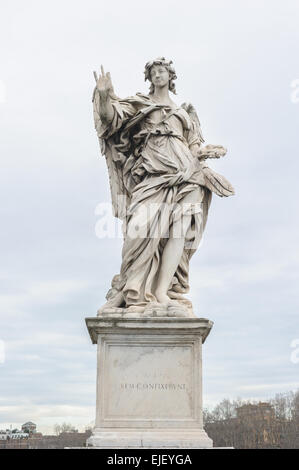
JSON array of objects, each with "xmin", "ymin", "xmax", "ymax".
[
  {"xmin": 93, "ymin": 58, "xmax": 234, "ymax": 315},
  {"xmin": 86, "ymin": 316, "xmax": 213, "ymax": 448}
]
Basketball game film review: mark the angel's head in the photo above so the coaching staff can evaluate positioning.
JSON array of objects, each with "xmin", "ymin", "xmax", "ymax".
[{"xmin": 144, "ymin": 57, "xmax": 177, "ymax": 95}]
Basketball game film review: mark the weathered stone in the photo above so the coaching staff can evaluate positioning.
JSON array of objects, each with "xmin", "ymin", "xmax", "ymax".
[
  {"xmin": 93, "ymin": 57, "xmax": 234, "ymax": 315},
  {"xmin": 86, "ymin": 316, "xmax": 213, "ymax": 448}
]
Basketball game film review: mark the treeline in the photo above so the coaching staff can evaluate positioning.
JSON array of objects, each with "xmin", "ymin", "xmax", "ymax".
[{"xmin": 203, "ymin": 390, "xmax": 299, "ymax": 448}]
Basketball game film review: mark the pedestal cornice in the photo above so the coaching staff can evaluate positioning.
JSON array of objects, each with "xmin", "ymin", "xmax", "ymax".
[{"xmin": 85, "ymin": 316, "xmax": 213, "ymax": 344}]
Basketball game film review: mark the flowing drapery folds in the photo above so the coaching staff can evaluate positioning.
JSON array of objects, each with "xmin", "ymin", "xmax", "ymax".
[{"xmin": 93, "ymin": 91, "xmax": 234, "ymax": 309}]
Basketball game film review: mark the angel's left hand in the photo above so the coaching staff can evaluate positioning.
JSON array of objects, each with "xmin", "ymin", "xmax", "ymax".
[{"xmin": 197, "ymin": 144, "xmax": 227, "ymax": 160}]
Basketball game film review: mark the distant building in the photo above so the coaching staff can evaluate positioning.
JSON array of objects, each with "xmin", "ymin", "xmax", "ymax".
[
  {"xmin": 0, "ymin": 430, "xmax": 28, "ymax": 440},
  {"xmin": 0, "ymin": 421, "xmax": 37, "ymax": 443},
  {"xmin": 21, "ymin": 422, "xmax": 37, "ymax": 434},
  {"xmin": 0, "ymin": 423, "xmax": 92, "ymax": 449},
  {"xmin": 236, "ymin": 402, "xmax": 275, "ymax": 422},
  {"xmin": 205, "ymin": 401, "xmax": 285, "ymax": 448}
]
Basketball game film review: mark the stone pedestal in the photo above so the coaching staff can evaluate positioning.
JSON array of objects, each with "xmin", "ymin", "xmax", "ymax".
[{"xmin": 85, "ymin": 316, "xmax": 213, "ymax": 448}]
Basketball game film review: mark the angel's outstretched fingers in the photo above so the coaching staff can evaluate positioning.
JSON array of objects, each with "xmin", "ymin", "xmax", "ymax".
[
  {"xmin": 93, "ymin": 71, "xmax": 98, "ymax": 83},
  {"xmin": 100, "ymin": 65, "xmax": 105, "ymax": 77}
]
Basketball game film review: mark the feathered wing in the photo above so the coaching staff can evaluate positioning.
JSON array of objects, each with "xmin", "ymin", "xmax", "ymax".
[
  {"xmin": 92, "ymin": 88, "xmax": 130, "ymax": 220},
  {"xmin": 102, "ymin": 142, "xmax": 131, "ymax": 219},
  {"xmin": 181, "ymin": 101, "xmax": 235, "ymax": 198},
  {"xmin": 181, "ymin": 102, "xmax": 205, "ymax": 144}
]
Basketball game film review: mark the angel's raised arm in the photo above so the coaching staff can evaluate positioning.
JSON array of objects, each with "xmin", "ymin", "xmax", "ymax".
[
  {"xmin": 92, "ymin": 67, "xmax": 136, "ymax": 141},
  {"xmin": 93, "ymin": 66, "xmax": 116, "ymax": 124}
]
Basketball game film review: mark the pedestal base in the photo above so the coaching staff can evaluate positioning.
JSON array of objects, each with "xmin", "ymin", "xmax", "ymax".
[
  {"xmin": 85, "ymin": 316, "xmax": 213, "ymax": 449},
  {"xmin": 87, "ymin": 429, "xmax": 212, "ymax": 448}
]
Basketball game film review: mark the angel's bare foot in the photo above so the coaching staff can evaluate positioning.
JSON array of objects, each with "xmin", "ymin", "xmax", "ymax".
[
  {"xmin": 155, "ymin": 288, "xmax": 170, "ymax": 304},
  {"xmin": 155, "ymin": 289, "xmax": 180, "ymax": 307},
  {"xmin": 97, "ymin": 291, "xmax": 124, "ymax": 315}
]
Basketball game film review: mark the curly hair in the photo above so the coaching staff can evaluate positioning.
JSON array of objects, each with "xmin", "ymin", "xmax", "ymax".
[{"xmin": 144, "ymin": 57, "xmax": 177, "ymax": 95}]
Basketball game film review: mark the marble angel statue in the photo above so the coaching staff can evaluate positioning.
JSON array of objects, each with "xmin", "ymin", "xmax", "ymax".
[{"xmin": 92, "ymin": 57, "xmax": 234, "ymax": 317}]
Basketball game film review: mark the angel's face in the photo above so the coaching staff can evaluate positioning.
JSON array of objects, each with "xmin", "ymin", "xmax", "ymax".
[{"xmin": 150, "ymin": 65, "xmax": 170, "ymax": 89}]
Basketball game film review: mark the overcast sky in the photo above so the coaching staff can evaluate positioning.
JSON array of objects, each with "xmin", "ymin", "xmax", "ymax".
[{"xmin": 0, "ymin": 0, "xmax": 298, "ymax": 434}]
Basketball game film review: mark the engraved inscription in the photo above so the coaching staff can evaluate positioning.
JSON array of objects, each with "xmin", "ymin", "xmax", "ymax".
[
  {"xmin": 103, "ymin": 343, "xmax": 194, "ymax": 420},
  {"xmin": 120, "ymin": 383, "xmax": 186, "ymax": 390}
]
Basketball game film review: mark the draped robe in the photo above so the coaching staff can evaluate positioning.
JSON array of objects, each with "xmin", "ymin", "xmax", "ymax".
[{"xmin": 93, "ymin": 92, "xmax": 233, "ymax": 309}]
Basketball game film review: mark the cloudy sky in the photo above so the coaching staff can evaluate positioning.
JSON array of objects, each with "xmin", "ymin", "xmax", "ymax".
[{"xmin": 0, "ymin": 0, "xmax": 298, "ymax": 434}]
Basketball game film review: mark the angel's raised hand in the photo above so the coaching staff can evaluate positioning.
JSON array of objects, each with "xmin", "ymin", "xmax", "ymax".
[{"xmin": 96, "ymin": 65, "xmax": 114, "ymax": 96}]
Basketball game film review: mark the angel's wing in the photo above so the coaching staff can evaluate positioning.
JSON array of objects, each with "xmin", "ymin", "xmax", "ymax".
[
  {"xmin": 93, "ymin": 87, "xmax": 130, "ymax": 220},
  {"xmin": 181, "ymin": 102, "xmax": 205, "ymax": 144}
]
